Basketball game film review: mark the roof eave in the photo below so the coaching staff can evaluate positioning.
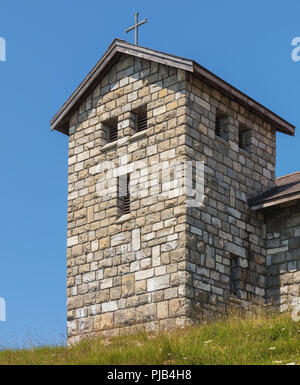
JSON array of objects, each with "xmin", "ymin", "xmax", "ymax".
[
  {"xmin": 192, "ymin": 63, "xmax": 295, "ymax": 136},
  {"xmin": 50, "ymin": 39, "xmax": 123, "ymax": 134},
  {"xmin": 50, "ymin": 39, "xmax": 295, "ymax": 137},
  {"xmin": 249, "ymin": 193, "xmax": 300, "ymax": 211},
  {"xmin": 50, "ymin": 39, "xmax": 194, "ymax": 135}
]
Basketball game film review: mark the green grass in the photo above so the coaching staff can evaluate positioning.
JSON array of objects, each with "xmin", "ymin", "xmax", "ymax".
[{"xmin": 0, "ymin": 312, "xmax": 299, "ymax": 365}]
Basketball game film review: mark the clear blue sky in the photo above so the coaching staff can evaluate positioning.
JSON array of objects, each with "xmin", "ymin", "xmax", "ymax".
[{"xmin": 0, "ymin": 0, "xmax": 299, "ymax": 348}]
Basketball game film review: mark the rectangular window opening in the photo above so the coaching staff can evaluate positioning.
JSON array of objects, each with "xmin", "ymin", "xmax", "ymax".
[
  {"xmin": 107, "ymin": 118, "xmax": 118, "ymax": 142},
  {"xmin": 230, "ymin": 255, "xmax": 239, "ymax": 297},
  {"xmin": 118, "ymin": 174, "xmax": 131, "ymax": 216},
  {"xmin": 135, "ymin": 107, "xmax": 148, "ymax": 132},
  {"xmin": 239, "ymin": 125, "xmax": 251, "ymax": 152},
  {"xmin": 215, "ymin": 112, "xmax": 228, "ymax": 140},
  {"xmin": 215, "ymin": 115, "xmax": 222, "ymax": 137},
  {"xmin": 192, "ymin": 161, "xmax": 197, "ymax": 190}
]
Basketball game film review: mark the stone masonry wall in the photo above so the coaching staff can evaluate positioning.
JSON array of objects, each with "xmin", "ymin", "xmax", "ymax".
[
  {"xmin": 65, "ymin": 52, "xmax": 281, "ymax": 343},
  {"xmin": 185, "ymin": 72, "xmax": 276, "ymax": 317},
  {"xmin": 266, "ymin": 200, "xmax": 300, "ymax": 312},
  {"xmin": 66, "ymin": 54, "xmax": 192, "ymax": 343}
]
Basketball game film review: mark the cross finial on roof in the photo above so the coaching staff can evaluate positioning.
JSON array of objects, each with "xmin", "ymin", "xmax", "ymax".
[{"xmin": 126, "ymin": 12, "xmax": 147, "ymax": 46}]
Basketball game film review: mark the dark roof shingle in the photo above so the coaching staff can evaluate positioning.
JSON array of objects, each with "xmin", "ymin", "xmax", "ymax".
[
  {"xmin": 248, "ymin": 172, "xmax": 300, "ymax": 210},
  {"xmin": 50, "ymin": 39, "xmax": 295, "ymax": 136}
]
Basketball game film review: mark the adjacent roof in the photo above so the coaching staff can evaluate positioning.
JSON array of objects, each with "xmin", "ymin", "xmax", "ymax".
[
  {"xmin": 248, "ymin": 172, "xmax": 300, "ymax": 210},
  {"xmin": 50, "ymin": 39, "xmax": 295, "ymax": 136}
]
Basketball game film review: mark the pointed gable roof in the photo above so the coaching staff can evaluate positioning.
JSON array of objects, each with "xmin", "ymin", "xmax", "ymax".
[{"xmin": 50, "ymin": 39, "xmax": 295, "ymax": 136}]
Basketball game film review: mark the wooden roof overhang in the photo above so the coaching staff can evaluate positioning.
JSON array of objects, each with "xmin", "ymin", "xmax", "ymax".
[{"xmin": 50, "ymin": 39, "xmax": 295, "ymax": 137}]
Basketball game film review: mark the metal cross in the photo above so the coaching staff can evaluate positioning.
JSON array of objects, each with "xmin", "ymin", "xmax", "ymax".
[{"xmin": 126, "ymin": 12, "xmax": 147, "ymax": 46}]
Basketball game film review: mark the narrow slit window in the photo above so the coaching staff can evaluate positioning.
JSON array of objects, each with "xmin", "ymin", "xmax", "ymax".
[
  {"xmin": 108, "ymin": 119, "xmax": 118, "ymax": 142},
  {"xmin": 124, "ymin": 174, "xmax": 131, "ymax": 214},
  {"xmin": 192, "ymin": 161, "xmax": 196, "ymax": 190},
  {"xmin": 239, "ymin": 125, "xmax": 251, "ymax": 152},
  {"xmin": 215, "ymin": 115, "xmax": 222, "ymax": 137},
  {"xmin": 118, "ymin": 174, "xmax": 130, "ymax": 216},
  {"xmin": 230, "ymin": 256, "xmax": 239, "ymax": 297},
  {"xmin": 135, "ymin": 107, "xmax": 148, "ymax": 132},
  {"xmin": 215, "ymin": 112, "xmax": 228, "ymax": 140}
]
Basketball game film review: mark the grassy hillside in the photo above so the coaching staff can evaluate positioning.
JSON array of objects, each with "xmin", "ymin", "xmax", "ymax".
[{"xmin": 0, "ymin": 312, "xmax": 299, "ymax": 365}]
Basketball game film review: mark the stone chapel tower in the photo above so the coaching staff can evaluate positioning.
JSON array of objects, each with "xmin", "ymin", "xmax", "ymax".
[{"xmin": 51, "ymin": 39, "xmax": 297, "ymax": 343}]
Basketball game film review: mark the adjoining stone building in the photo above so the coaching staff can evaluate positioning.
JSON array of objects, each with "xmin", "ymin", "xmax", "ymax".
[
  {"xmin": 249, "ymin": 173, "xmax": 300, "ymax": 313},
  {"xmin": 51, "ymin": 39, "xmax": 299, "ymax": 343}
]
